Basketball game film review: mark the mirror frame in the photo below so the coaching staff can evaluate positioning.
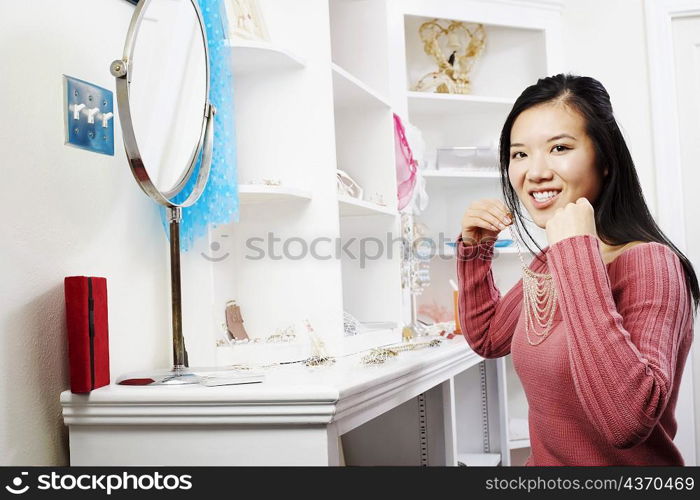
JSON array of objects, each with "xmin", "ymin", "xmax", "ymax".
[
  {"xmin": 110, "ymin": 0, "xmax": 215, "ymax": 207},
  {"xmin": 111, "ymin": 0, "xmax": 218, "ymax": 384}
]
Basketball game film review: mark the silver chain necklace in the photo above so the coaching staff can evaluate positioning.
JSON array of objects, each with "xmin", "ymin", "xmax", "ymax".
[{"xmin": 507, "ymin": 223, "xmax": 558, "ymax": 346}]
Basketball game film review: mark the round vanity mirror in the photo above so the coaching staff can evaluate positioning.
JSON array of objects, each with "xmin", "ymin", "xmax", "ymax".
[
  {"xmin": 111, "ymin": 0, "xmax": 214, "ymax": 205},
  {"xmin": 128, "ymin": 0, "xmax": 209, "ymax": 195},
  {"xmin": 111, "ymin": 0, "xmax": 216, "ymax": 385}
]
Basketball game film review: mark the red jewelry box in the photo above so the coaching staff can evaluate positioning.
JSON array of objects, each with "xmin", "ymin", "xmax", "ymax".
[{"xmin": 64, "ymin": 276, "xmax": 110, "ymax": 393}]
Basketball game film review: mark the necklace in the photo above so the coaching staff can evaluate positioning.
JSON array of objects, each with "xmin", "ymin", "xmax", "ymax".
[
  {"xmin": 507, "ymin": 223, "xmax": 558, "ymax": 346},
  {"xmin": 360, "ymin": 338, "xmax": 443, "ymax": 365}
]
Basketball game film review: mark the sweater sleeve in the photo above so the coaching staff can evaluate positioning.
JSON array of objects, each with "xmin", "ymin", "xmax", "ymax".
[
  {"xmin": 546, "ymin": 234, "xmax": 692, "ymax": 449},
  {"xmin": 455, "ymin": 232, "xmax": 547, "ymax": 358}
]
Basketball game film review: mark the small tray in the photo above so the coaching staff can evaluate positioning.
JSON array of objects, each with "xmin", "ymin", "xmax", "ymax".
[{"xmin": 436, "ymin": 146, "xmax": 499, "ymax": 172}]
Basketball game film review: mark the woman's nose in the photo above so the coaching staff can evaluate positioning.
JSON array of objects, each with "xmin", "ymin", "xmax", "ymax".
[{"xmin": 525, "ymin": 153, "xmax": 554, "ymax": 182}]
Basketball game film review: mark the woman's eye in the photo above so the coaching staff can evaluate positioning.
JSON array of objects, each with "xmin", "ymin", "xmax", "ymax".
[
  {"xmin": 552, "ymin": 145, "xmax": 570, "ymax": 153},
  {"xmin": 511, "ymin": 151, "xmax": 526, "ymax": 159}
]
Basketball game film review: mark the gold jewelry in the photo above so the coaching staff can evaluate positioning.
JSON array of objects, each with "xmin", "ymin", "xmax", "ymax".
[
  {"xmin": 220, "ymin": 324, "xmax": 296, "ymax": 345},
  {"xmin": 508, "ymin": 225, "xmax": 558, "ymax": 346},
  {"xmin": 361, "ymin": 338, "xmax": 442, "ymax": 365},
  {"xmin": 303, "ymin": 319, "xmax": 336, "ymax": 367},
  {"xmin": 219, "ymin": 335, "xmax": 446, "ymax": 371}
]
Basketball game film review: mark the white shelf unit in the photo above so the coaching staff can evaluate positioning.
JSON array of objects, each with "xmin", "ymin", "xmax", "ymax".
[
  {"xmin": 329, "ymin": 0, "xmax": 403, "ymax": 332},
  {"xmin": 332, "ymin": 63, "xmax": 392, "ymax": 109},
  {"xmin": 214, "ymin": 0, "xmax": 405, "ymax": 364},
  {"xmin": 212, "ymin": 0, "xmax": 356, "ymax": 365},
  {"xmin": 407, "ymin": 91, "xmax": 515, "ymax": 115},
  {"xmin": 198, "ymin": 0, "xmax": 562, "ymax": 466},
  {"xmin": 498, "ymin": 356, "xmax": 533, "ymax": 464},
  {"xmin": 238, "ymin": 184, "xmax": 313, "ymax": 204},
  {"xmin": 227, "ymin": 39, "xmax": 306, "ymax": 77},
  {"xmin": 385, "ymin": 0, "xmax": 563, "ymax": 466},
  {"xmin": 458, "ymin": 453, "xmax": 502, "ymax": 467},
  {"xmin": 436, "ymin": 242, "xmax": 529, "ymax": 259},
  {"xmin": 338, "ymin": 194, "xmax": 398, "ymax": 217}
]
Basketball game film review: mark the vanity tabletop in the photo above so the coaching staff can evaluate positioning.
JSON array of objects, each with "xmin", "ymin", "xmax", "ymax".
[{"xmin": 60, "ymin": 337, "xmax": 480, "ymax": 431}]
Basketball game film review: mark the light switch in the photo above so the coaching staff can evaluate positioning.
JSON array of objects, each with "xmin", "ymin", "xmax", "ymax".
[{"xmin": 64, "ymin": 75, "xmax": 114, "ymax": 156}]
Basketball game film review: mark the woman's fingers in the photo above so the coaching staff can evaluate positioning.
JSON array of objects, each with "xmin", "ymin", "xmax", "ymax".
[
  {"xmin": 461, "ymin": 199, "xmax": 514, "ymax": 245},
  {"xmin": 483, "ymin": 199, "xmax": 512, "ymax": 225},
  {"xmin": 472, "ymin": 209, "xmax": 507, "ymax": 231}
]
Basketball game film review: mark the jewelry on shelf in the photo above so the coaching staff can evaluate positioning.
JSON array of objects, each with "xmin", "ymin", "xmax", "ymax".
[
  {"xmin": 369, "ymin": 192, "xmax": 386, "ymax": 206},
  {"xmin": 361, "ymin": 347, "xmax": 398, "ymax": 365},
  {"xmin": 225, "ymin": 300, "xmax": 250, "ymax": 341},
  {"xmin": 343, "ymin": 311, "xmax": 363, "ymax": 337},
  {"xmin": 507, "ymin": 221, "xmax": 558, "ymax": 346},
  {"xmin": 219, "ymin": 322, "xmax": 297, "ymax": 345},
  {"xmin": 361, "ymin": 338, "xmax": 442, "ymax": 366},
  {"xmin": 413, "ymin": 19, "xmax": 486, "ymax": 94},
  {"xmin": 303, "ymin": 318, "xmax": 336, "ymax": 367},
  {"xmin": 217, "ymin": 334, "xmax": 447, "ymax": 372},
  {"xmin": 245, "ymin": 177, "xmax": 282, "ymax": 186},
  {"xmin": 336, "ymin": 169, "xmax": 364, "ymax": 199}
]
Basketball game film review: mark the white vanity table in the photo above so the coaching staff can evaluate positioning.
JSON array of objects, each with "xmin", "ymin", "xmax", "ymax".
[{"xmin": 61, "ymin": 337, "xmax": 485, "ymax": 466}]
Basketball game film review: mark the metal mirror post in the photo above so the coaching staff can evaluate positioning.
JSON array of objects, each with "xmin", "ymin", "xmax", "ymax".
[{"xmin": 111, "ymin": 0, "xmax": 216, "ymax": 385}]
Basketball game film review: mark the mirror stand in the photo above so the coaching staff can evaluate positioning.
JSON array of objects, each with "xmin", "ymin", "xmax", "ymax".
[
  {"xmin": 117, "ymin": 207, "xmax": 198, "ymax": 386},
  {"xmin": 113, "ymin": 0, "xmax": 217, "ymax": 386}
]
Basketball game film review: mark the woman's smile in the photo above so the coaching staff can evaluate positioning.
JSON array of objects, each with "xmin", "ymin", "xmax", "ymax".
[{"xmin": 529, "ymin": 189, "xmax": 563, "ymax": 209}]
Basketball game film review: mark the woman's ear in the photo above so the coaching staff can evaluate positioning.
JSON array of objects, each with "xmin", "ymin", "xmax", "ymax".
[{"xmin": 604, "ymin": 167, "xmax": 609, "ymax": 177}]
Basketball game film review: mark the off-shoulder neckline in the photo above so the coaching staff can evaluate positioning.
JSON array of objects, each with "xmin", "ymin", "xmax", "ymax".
[
  {"xmin": 603, "ymin": 241, "xmax": 653, "ymax": 267},
  {"xmin": 537, "ymin": 238, "xmax": 666, "ymax": 268}
]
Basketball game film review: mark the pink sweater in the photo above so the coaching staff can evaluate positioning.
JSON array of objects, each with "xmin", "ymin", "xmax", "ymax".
[{"xmin": 456, "ymin": 233, "xmax": 694, "ymax": 466}]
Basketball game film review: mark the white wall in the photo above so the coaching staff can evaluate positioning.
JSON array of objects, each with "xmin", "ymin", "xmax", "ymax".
[
  {"xmin": 560, "ymin": 0, "xmax": 657, "ymax": 217},
  {"xmin": 0, "ymin": 0, "xmax": 217, "ymax": 465}
]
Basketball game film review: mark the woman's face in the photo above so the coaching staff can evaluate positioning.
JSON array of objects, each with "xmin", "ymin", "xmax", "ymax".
[{"xmin": 507, "ymin": 101, "xmax": 607, "ymax": 229}]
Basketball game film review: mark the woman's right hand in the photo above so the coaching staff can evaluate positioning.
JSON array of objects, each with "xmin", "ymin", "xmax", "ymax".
[{"xmin": 460, "ymin": 199, "xmax": 513, "ymax": 246}]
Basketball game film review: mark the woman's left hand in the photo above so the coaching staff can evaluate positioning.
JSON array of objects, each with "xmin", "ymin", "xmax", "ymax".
[{"xmin": 545, "ymin": 197, "xmax": 598, "ymax": 246}]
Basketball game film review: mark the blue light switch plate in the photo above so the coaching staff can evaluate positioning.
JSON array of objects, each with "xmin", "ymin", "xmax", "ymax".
[{"xmin": 63, "ymin": 75, "xmax": 114, "ymax": 156}]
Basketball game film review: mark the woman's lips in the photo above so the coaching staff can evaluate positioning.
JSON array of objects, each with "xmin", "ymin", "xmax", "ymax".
[{"xmin": 530, "ymin": 191, "xmax": 562, "ymax": 209}]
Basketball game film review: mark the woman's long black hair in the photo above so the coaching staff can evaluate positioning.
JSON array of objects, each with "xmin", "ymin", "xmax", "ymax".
[{"xmin": 499, "ymin": 73, "xmax": 699, "ymax": 315}]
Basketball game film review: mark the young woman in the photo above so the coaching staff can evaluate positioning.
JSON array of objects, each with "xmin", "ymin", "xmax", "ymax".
[{"xmin": 456, "ymin": 73, "xmax": 698, "ymax": 466}]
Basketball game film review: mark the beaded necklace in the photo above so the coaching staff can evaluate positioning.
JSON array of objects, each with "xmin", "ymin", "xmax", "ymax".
[{"xmin": 507, "ymin": 224, "xmax": 558, "ymax": 346}]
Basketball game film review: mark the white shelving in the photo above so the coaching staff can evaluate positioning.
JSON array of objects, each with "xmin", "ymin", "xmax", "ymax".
[
  {"xmin": 238, "ymin": 184, "xmax": 312, "ymax": 204},
  {"xmin": 509, "ymin": 438, "xmax": 532, "ymax": 450},
  {"xmin": 458, "ymin": 453, "xmax": 502, "ymax": 467},
  {"xmin": 508, "ymin": 417, "xmax": 531, "ymax": 449},
  {"xmin": 332, "ymin": 63, "xmax": 391, "ymax": 109},
  {"xmin": 338, "ymin": 194, "xmax": 398, "ymax": 217},
  {"xmin": 329, "ymin": 0, "xmax": 403, "ymax": 346},
  {"xmin": 422, "ymin": 169, "xmax": 501, "ymax": 189},
  {"xmin": 204, "ymin": 0, "xmax": 561, "ymax": 466},
  {"xmin": 496, "ymin": 246, "xmax": 524, "ymax": 255},
  {"xmin": 436, "ymin": 243, "xmax": 529, "ymax": 259},
  {"xmin": 391, "ymin": 0, "xmax": 562, "ymax": 467},
  {"xmin": 227, "ymin": 39, "xmax": 306, "ymax": 77},
  {"xmin": 407, "ymin": 91, "xmax": 515, "ymax": 116},
  {"xmin": 422, "ymin": 169, "xmax": 500, "ymax": 179}
]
